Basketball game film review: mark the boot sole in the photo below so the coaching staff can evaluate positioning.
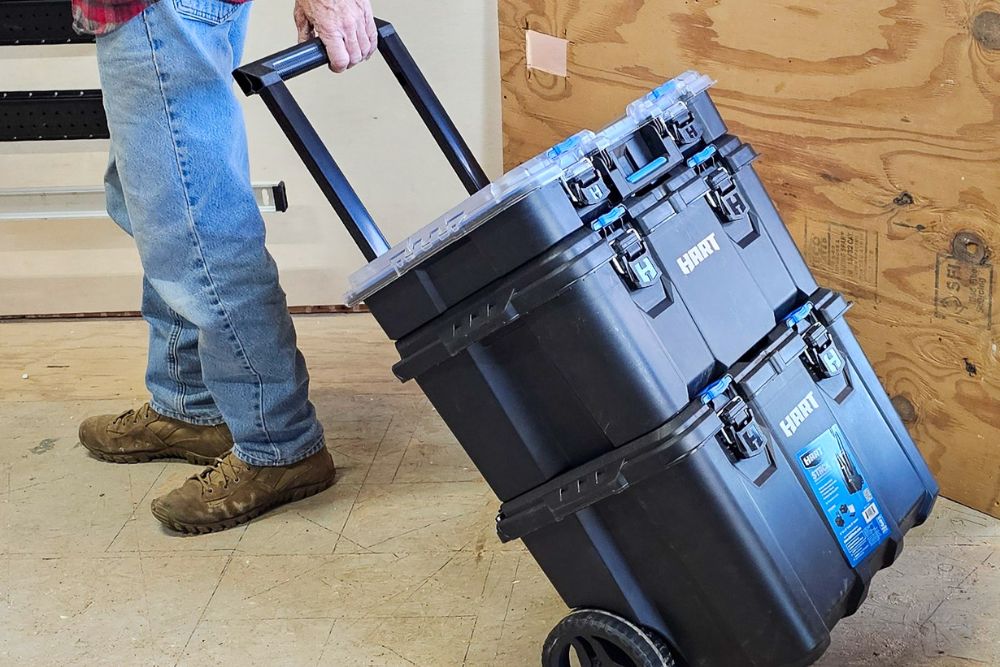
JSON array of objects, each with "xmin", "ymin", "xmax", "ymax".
[
  {"xmin": 82, "ymin": 444, "xmax": 220, "ymax": 467},
  {"xmin": 150, "ymin": 475, "xmax": 336, "ymax": 535}
]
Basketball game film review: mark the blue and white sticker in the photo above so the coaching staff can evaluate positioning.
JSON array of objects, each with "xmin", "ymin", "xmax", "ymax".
[{"xmin": 796, "ymin": 424, "xmax": 889, "ymax": 567}]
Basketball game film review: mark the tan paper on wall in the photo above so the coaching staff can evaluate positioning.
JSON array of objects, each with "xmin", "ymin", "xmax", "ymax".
[{"xmin": 525, "ymin": 29, "xmax": 568, "ymax": 77}]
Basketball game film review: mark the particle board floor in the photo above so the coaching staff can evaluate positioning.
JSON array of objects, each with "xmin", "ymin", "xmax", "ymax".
[{"xmin": 1, "ymin": 314, "xmax": 998, "ymax": 667}]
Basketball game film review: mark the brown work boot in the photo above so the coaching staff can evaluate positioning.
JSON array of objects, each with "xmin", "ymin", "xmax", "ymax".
[
  {"xmin": 150, "ymin": 448, "xmax": 336, "ymax": 534},
  {"xmin": 79, "ymin": 403, "xmax": 233, "ymax": 465}
]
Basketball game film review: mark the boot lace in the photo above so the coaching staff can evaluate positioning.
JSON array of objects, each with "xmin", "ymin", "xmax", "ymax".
[
  {"xmin": 112, "ymin": 403, "xmax": 152, "ymax": 427},
  {"xmin": 196, "ymin": 454, "xmax": 245, "ymax": 493}
]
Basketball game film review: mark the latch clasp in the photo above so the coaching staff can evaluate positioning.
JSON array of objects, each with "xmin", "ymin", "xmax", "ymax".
[
  {"xmin": 803, "ymin": 322, "xmax": 846, "ymax": 379},
  {"xmin": 610, "ymin": 227, "xmax": 660, "ymax": 289},
  {"xmin": 666, "ymin": 110, "xmax": 703, "ymax": 147},
  {"xmin": 564, "ymin": 163, "xmax": 611, "ymax": 207},
  {"xmin": 706, "ymin": 168, "xmax": 749, "ymax": 222},
  {"xmin": 719, "ymin": 397, "xmax": 768, "ymax": 459}
]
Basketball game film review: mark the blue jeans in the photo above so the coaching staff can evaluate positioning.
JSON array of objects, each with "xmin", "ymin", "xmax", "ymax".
[{"xmin": 96, "ymin": 0, "xmax": 325, "ymax": 466}]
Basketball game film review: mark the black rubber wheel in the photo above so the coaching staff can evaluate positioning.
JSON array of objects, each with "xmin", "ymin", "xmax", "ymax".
[{"xmin": 541, "ymin": 609, "xmax": 678, "ymax": 667}]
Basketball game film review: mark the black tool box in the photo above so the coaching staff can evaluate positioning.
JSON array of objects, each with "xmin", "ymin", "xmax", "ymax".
[{"xmin": 236, "ymin": 22, "xmax": 938, "ymax": 667}]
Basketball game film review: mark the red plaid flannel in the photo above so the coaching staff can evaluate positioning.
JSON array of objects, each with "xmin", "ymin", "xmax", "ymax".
[{"xmin": 72, "ymin": 0, "xmax": 248, "ymax": 36}]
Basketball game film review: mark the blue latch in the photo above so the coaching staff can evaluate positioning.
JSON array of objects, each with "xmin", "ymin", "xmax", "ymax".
[
  {"xmin": 548, "ymin": 135, "xmax": 581, "ymax": 158},
  {"xmin": 785, "ymin": 302, "xmax": 814, "ymax": 328},
  {"xmin": 686, "ymin": 145, "xmax": 717, "ymax": 169},
  {"xmin": 699, "ymin": 375, "xmax": 733, "ymax": 405},
  {"xmin": 650, "ymin": 81, "xmax": 677, "ymax": 100},
  {"xmin": 627, "ymin": 156, "xmax": 669, "ymax": 184},
  {"xmin": 592, "ymin": 205, "xmax": 627, "ymax": 231}
]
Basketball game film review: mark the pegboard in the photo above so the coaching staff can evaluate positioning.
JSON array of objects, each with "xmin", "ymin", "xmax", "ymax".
[
  {"xmin": 0, "ymin": 90, "xmax": 109, "ymax": 141},
  {"xmin": 0, "ymin": 0, "xmax": 93, "ymax": 45}
]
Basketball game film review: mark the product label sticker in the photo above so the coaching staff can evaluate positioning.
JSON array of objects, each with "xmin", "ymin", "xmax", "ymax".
[{"xmin": 796, "ymin": 424, "xmax": 889, "ymax": 567}]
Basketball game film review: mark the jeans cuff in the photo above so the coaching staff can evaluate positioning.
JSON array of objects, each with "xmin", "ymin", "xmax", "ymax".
[
  {"xmin": 233, "ymin": 436, "xmax": 327, "ymax": 468},
  {"xmin": 150, "ymin": 399, "xmax": 226, "ymax": 427}
]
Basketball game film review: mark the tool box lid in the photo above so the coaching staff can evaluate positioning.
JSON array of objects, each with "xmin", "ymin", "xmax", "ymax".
[{"xmin": 344, "ymin": 71, "xmax": 713, "ymax": 306}]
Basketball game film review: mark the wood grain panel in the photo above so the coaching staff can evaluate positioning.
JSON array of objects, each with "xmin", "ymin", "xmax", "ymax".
[{"xmin": 499, "ymin": 0, "xmax": 1000, "ymax": 515}]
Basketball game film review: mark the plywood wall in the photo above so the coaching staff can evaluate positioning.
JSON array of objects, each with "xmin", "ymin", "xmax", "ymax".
[{"xmin": 499, "ymin": 0, "xmax": 1000, "ymax": 516}]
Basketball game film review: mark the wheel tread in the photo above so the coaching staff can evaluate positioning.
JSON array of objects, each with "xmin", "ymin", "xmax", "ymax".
[{"xmin": 541, "ymin": 608, "xmax": 678, "ymax": 667}]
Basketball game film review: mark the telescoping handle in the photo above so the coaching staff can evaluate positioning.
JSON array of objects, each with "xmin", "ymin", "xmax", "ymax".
[{"xmin": 233, "ymin": 19, "xmax": 490, "ymax": 262}]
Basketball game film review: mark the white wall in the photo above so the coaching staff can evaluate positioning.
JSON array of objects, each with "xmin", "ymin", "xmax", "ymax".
[{"xmin": 0, "ymin": 0, "xmax": 502, "ymax": 315}]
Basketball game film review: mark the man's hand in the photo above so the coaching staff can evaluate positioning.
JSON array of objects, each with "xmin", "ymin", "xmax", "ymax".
[{"xmin": 293, "ymin": 0, "xmax": 377, "ymax": 73}]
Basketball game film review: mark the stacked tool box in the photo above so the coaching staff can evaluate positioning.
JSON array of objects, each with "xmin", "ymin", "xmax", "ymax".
[{"xmin": 239, "ymin": 31, "xmax": 938, "ymax": 666}]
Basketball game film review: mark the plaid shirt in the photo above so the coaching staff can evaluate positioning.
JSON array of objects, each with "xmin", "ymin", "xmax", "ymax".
[{"xmin": 72, "ymin": 0, "xmax": 248, "ymax": 36}]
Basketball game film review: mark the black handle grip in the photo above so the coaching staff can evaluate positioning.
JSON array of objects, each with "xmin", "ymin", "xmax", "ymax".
[
  {"xmin": 234, "ymin": 19, "xmax": 490, "ymax": 262},
  {"xmin": 233, "ymin": 38, "xmax": 327, "ymax": 93}
]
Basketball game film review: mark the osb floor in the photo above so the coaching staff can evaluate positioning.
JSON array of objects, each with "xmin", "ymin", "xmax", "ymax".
[{"xmin": 1, "ymin": 315, "xmax": 998, "ymax": 666}]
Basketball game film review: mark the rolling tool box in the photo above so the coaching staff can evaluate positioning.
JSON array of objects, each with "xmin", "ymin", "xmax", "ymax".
[{"xmin": 235, "ymin": 22, "xmax": 939, "ymax": 667}]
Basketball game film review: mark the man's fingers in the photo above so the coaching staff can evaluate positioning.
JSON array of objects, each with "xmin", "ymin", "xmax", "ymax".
[
  {"xmin": 293, "ymin": 4, "xmax": 313, "ymax": 43},
  {"xmin": 298, "ymin": 23, "xmax": 314, "ymax": 44},
  {"xmin": 341, "ymin": 24, "xmax": 363, "ymax": 67},
  {"xmin": 363, "ymin": 4, "xmax": 377, "ymax": 57},
  {"xmin": 296, "ymin": 0, "xmax": 376, "ymax": 72},
  {"xmin": 325, "ymin": 36, "xmax": 351, "ymax": 73},
  {"xmin": 355, "ymin": 22, "xmax": 372, "ymax": 62},
  {"xmin": 363, "ymin": 19, "xmax": 377, "ymax": 59}
]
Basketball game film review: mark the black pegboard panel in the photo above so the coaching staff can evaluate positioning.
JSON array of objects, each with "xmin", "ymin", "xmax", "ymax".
[
  {"xmin": 0, "ymin": 90, "xmax": 109, "ymax": 140},
  {"xmin": 0, "ymin": 0, "xmax": 93, "ymax": 45}
]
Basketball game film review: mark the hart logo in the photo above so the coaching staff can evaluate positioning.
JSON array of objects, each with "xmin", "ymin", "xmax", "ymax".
[
  {"xmin": 781, "ymin": 391, "xmax": 820, "ymax": 438},
  {"xmin": 800, "ymin": 446, "xmax": 824, "ymax": 468},
  {"xmin": 676, "ymin": 233, "xmax": 721, "ymax": 275}
]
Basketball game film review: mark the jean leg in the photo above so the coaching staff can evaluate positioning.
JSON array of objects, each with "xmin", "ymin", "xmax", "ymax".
[
  {"xmin": 104, "ymin": 155, "xmax": 222, "ymax": 424},
  {"xmin": 95, "ymin": 0, "xmax": 324, "ymax": 465}
]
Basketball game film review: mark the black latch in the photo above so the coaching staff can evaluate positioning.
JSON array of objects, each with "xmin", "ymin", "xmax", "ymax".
[
  {"xmin": 565, "ymin": 166, "xmax": 611, "ymax": 207},
  {"xmin": 803, "ymin": 323, "xmax": 846, "ymax": 379},
  {"xmin": 610, "ymin": 228, "xmax": 660, "ymax": 289},
  {"xmin": 719, "ymin": 397, "xmax": 767, "ymax": 459},
  {"xmin": 706, "ymin": 168, "xmax": 749, "ymax": 222},
  {"xmin": 667, "ymin": 111, "xmax": 702, "ymax": 146}
]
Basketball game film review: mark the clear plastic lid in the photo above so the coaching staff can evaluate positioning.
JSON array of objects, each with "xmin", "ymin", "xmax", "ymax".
[{"xmin": 344, "ymin": 71, "xmax": 714, "ymax": 306}]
